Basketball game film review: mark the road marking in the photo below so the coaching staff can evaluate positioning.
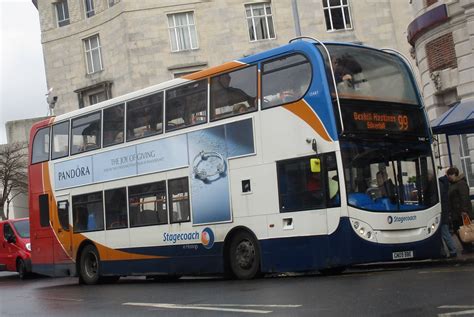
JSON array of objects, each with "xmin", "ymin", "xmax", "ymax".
[
  {"xmin": 123, "ymin": 303, "xmax": 272, "ymax": 314},
  {"xmin": 194, "ymin": 304, "xmax": 301, "ymax": 308},
  {"xmin": 438, "ymin": 305, "xmax": 474, "ymax": 316},
  {"xmin": 439, "ymin": 306, "xmax": 474, "ymax": 309},
  {"xmin": 419, "ymin": 268, "xmax": 474, "ymax": 274},
  {"xmin": 37, "ymin": 297, "xmax": 83, "ymax": 302}
]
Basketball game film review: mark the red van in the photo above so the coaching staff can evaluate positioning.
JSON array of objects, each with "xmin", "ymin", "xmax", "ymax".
[{"xmin": 0, "ymin": 218, "xmax": 31, "ymax": 279}]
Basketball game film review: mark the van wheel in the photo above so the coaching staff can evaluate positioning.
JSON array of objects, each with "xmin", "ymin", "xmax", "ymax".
[
  {"xmin": 17, "ymin": 259, "xmax": 28, "ymax": 280},
  {"xmin": 79, "ymin": 244, "xmax": 100, "ymax": 285},
  {"xmin": 229, "ymin": 231, "xmax": 260, "ymax": 280}
]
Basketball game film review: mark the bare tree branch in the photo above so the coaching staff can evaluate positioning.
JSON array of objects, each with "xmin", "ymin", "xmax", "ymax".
[{"xmin": 0, "ymin": 142, "xmax": 28, "ymax": 220}]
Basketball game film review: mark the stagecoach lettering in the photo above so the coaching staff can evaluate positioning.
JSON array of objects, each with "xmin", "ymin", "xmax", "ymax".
[{"xmin": 58, "ymin": 166, "xmax": 91, "ymax": 181}]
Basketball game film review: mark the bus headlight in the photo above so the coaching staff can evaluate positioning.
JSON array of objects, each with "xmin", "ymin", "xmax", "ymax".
[
  {"xmin": 426, "ymin": 216, "xmax": 440, "ymax": 236},
  {"xmin": 26, "ymin": 243, "xmax": 31, "ymax": 251},
  {"xmin": 351, "ymin": 219, "xmax": 376, "ymax": 242}
]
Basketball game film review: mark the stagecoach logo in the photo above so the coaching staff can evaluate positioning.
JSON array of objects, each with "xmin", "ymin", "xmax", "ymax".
[
  {"xmin": 387, "ymin": 215, "xmax": 417, "ymax": 224},
  {"xmin": 201, "ymin": 227, "xmax": 215, "ymax": 249},
  {"xmin": 162, "ymin": 227, "xmax": 215, "ymax": 249}
]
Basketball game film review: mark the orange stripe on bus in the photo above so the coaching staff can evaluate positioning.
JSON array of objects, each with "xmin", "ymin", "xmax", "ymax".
[
  {"xmin": 283, "ymin": 100, "xmax": 332, "ymax": 142},
  {"xmin": 183, "ymin": 61, "xmax": 247, "ymax": 80}
]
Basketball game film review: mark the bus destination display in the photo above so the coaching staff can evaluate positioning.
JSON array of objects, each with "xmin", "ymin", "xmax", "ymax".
[{"xmin": 341, "ymin": 105, "xmax": 426, "ymax": 135}]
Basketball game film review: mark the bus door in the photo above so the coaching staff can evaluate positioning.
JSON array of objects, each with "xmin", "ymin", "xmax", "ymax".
[
  {"xmin": 53, "ymin": 196, "xmax": 73, "ymax": 262},
  {"xmin": 30, "ymin": 193, "xmax": 55, "ymax": 275}
]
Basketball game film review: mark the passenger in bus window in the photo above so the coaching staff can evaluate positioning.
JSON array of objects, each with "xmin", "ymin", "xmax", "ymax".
[
  {"xmin": 211, "ymin": 73, "xmax": 255, "ymax": 118},
  {"xmin": 73, "ymin": 206, "xmax": 88, "ymax": 232},
  {"xmin": 376, "ymin": 166, "xmax": 396, "ymax": 203},
  {"xmin": 233, "ymin": 103, "xmax": 248, "ymax": 114}
]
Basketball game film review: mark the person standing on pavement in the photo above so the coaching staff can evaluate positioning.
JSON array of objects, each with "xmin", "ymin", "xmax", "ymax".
[
  {"xmin": 439, "ymin": 172, "xmax": 457, "ymax": 257},
  {"xmin": 446, "ymin": 166, "xmax": 474, "ymax": 253}
]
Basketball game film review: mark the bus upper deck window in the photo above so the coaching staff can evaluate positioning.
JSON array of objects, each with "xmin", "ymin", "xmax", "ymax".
[
  {"xmin": 165, "ymin": 79, "xmax": 207, "ymax": 131},
  {"xmin": 104, "ymin": 103, "xmax": 125, "ymax": 146},
  {"xmin": 261, "ymin": 54, "xmax": 312, "ymax": 109},
  {"xmin": 71, "ymin": 111, "xmax": 101, "ymax": 155},
  {"xmin": 51, "ymin": 121, "xmax": 70, "ymax": 160},
  {"xmin": 32, "ymin": 127, "xmax": 50, "ymax": 164},
  {"xmin": 126, "ymin": 92, "xmax": 163, "ymax": 142},
  {"xmin": 210, "ymin": 66, "xmax": 257, "ymax": 121}
]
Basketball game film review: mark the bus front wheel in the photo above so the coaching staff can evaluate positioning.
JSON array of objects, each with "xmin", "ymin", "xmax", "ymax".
[
  {"xmin": 229, "ymin": 231, "xmax": 261, "ymax": 280},
  {"xmin": 79, "ymin": 244, "xmax": 101, "ymax": 285}
]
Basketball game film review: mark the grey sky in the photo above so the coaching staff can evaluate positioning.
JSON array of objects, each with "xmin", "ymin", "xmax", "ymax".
[{"xmin": 1, "ymin": 0, "xmax": 47, "ymax": 144}]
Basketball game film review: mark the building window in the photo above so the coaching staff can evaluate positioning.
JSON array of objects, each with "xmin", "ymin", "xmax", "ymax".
[
  {"xmin": 55, "ymin": 0, "xmax": 70, "ymax": 27},
  {"xmin": 167, "ymin": 12, "xmax": 198, "ymax": 52},
  {"xmin": 89, "ymin": 91, "xmax": 106, "ymax": 105},
  {"xmin": 245, "ymin": 3, "xmax": 275, "ymax": 41},
  {"xmin": 83, "ymin": 35, "xmax": 103, "ymax": 74},
  {"xmin": 322, "ymin": 0, "xmax": 352, "ymax": 31},
  {"xmin": 84, "ymin": 0, "xmax": 95, "ymax": 18}
]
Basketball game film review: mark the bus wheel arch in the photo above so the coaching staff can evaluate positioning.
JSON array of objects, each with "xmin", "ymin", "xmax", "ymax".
[
  {"xmin": 223, "ymin": 227, "xmax": 262, "ymax": 280},
  {"xmin": 76, "ymin": 241, "xmax": 100, "ymax": 285}
]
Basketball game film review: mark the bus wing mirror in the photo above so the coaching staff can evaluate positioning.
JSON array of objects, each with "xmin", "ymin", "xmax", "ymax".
[{"xmin": 310, "ymin": 158, "xmax": 321, "ymax": 173}]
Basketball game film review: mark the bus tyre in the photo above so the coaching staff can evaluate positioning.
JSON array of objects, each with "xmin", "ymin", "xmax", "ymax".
[
  {"xmin": 17, "ymin": 259, "xmax": 28, "ymax": 280},
  {"xmin": 79, "ymin": 244, "xmax": 101, "ymax": 285},
  {"xmin": 229, "ymin": 231, "xmax": 260, "ymax": 280}
]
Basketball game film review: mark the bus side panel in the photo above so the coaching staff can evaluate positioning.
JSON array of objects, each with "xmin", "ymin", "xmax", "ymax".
[{"xmin": 100, "ymin": 244, "xmax": 224, "ymax": 276}]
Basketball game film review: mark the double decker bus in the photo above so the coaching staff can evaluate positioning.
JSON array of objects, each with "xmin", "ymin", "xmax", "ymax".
[{"xmin": 28, "ymin": 38, "xmax": 441, "ymax": 284}]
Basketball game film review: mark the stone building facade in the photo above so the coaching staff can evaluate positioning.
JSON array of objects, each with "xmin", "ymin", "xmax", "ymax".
[
  {"xmin": 34, "ymin": 0, "xmax": 416, "ymax": 115},
  {"xmin": 408, "ymin": 0, "xmax": 474, "ymax": 189}
]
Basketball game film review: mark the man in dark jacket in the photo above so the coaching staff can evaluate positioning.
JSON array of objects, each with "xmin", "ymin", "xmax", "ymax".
[
  {"xmin": 439, "ymin": 173, "xmax": 457, "ymax": 257},
  {"xmin": 447, "ymin": 167, "xmax": 474, "ymax": 253}
]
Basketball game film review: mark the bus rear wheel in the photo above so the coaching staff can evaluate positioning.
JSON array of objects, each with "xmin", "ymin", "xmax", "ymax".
[
  {"xmin": 79, "ymin": 244, "xmax": 101, "ymax": 285},
  {"xmin": 229, "ymin": 231, "xmax": 260, "ymax": 280}
]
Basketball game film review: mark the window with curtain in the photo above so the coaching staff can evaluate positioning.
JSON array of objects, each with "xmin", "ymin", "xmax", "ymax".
[
  {"xmin": 245, "ymin": 2, "xmax": 275, "ymax": 41},
  {"xmin": 167, "ymin": 12, "xmax": 198, "ymax": 52}
]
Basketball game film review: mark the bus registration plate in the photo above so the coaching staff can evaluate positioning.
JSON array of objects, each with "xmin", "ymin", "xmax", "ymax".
[{"xmin": 392, "ymin": 251, "xmax": 414, "ymax": 260}]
